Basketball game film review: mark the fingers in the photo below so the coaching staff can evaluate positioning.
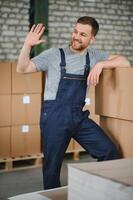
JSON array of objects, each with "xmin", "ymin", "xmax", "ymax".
[
  {"xmin": 30, "ymin": 24, "xmax": 45, "ymax": 35},
  {"xmin": 34, "ymin": 24, "xmax": 44, "ymax": 34},
  {"xmin": 36, "ymin": 39, "xmax": 46, "ymax": 45},
  {"xmin": 87, "ymin": 72, "xmax": 99, "ymax": 86},
  {"xmin": 30, "ymin": 24, "xmax": 36, "ymax": 32},
  {"xmin": 87, "ymin": 64, "xmax": 103, "ymax": 86},
  {"xmin": 38, "ymin": 26, "xmax": 45, "ymax": 37}
]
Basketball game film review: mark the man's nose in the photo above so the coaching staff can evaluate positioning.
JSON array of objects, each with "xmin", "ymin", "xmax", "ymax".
[{"xmin": 74, "ymin": 33, "xmax": 80, "ymax": 40}]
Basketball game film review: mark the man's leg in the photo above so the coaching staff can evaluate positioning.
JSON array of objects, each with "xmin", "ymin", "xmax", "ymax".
[
  {"xmin": 73, "ymin": 117, "xmax": 119, "ymax": 161},
  {"xmin": 41, "ymin": 117, "xmax": 71, "ymax": 189},
  {"xmin": 40, "ymin": 102, "xmax": 73, "ymax": 189}
]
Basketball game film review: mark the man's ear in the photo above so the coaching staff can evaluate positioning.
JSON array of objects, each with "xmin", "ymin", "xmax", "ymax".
[{"xmin": 90, "ymin": 36, "xmax": 96, "ymax": 44}]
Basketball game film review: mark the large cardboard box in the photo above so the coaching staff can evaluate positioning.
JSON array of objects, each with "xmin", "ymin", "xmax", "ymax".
[
  {"xmin": 8, "ymin": 186, "xmax": 67, "ymax": 200},
  {"xmin": 12, "ymin": 63, "xmax": 42, "ymax": 94},
  {"xmin": 100, "ymin": 116, "xmax": 133, "ymax": 157},
  {"xmin": 11, "ymin": 125, "xmax": 41, "ymax": 157},
  {"xmin": 0, "ymin": 62, "xmax": 11, "ymax": 94},
  {"xmin": 68, "ymin": 158, "xmax": 133, "ymax": 200},
  {"xmin": 73, "ymin": 140, "xmax": 84, "ymax": 152},
  {"xmin": 11, "ymin": 94, "xmax": 41, "ymax": 125},
  {"xmin": 66, "ymin": 139, "xmax": 74, "ymax": 153},
  {"xmin": 95, "ymin": 68, "xmax": 133, "ymax": 121},
  {"xmin": 39, "ymin": 186, "xmax": 67, "ymax": 200},
  {"xmin": 0, "ymin": 95, "xmax": 11, "ymax": 126},
  {"xmin": 0, "ymin": 127, "xmax": 10, "ymax": 158}
]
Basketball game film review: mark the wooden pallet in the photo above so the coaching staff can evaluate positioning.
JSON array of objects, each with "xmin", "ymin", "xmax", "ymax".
[
  {"xmin": 0, "ymin": 153, "xmax": 43, "ymax": 172},
  {"xmin": 66, "ymin": 149, "xmax": 85, "ymax": 161},
  {"xmin": 0, "ymin": 150, "xmax": 85, "ymax": 173}
]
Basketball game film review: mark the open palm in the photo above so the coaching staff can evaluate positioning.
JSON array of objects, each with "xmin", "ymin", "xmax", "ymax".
[{"xmin": 25, "ymin": 24, "xmax": 45, "ymax": 47}]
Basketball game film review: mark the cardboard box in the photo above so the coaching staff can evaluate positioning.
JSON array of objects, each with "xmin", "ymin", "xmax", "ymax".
[
  {"xmin": 73, "ymin": 140, "xmax": 84, "ymax": 152},
  {"xmin": 39, "ymin": 186, "xmax": 67, "ymax": 200},
  {"xmin": 12, "ymin": 62, "xmax": 42, "ymax": 94},
  {"xmin": 66, "ymin": 139, "xmax": 74, "ymax": 153},
  {"xmin": 68, "ymin": 158, "xmax": 133, "ymax": 200},
  {"xmin": 11, "ymin": 125, "xmax": 41, "ymax": 157},
  {"xmin": 100, "ymin": 116, "xmax": 133, "ymax": 158},
  {"xmin": 8, "ymin": 186, "xmax": 67, "ymax": 200},
  {"xmin": 11, "ymin": 94, "xmax": 41, "ymax": 125},
  {"xmin": 95, "ymin": 68, "xmax": 133, "ymax": 121},
  {"xmin": 0, "ymin": 95, "xmax": 11, "ymax": 126},
  {"xmin": 0, "ymin": 62, "xmax": 11, "ymax": 94},
  {"xmin": 0, "ymin": 127, "xmax": 10, "ymax": 158}
]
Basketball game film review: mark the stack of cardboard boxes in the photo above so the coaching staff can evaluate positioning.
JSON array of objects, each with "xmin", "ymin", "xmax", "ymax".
[
  {"xmin": 0, "ymin": 63, "xmax": 11, "ymax": 158},
  {"xmin": 95, "ymin": 68, "xmax": 133, "ymax": 157},
  {"xmin": 0, "ymin": 62, "xmax": 42, "ymax": 159},
  {"xmin": 11, "ymin": 63, "xmax": 42, "ymax": 157}
]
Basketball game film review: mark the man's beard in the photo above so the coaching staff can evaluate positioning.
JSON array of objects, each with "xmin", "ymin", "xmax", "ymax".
[{"xmin": 70, "ymin": 39, "xmax": 86, "ymax": 51}]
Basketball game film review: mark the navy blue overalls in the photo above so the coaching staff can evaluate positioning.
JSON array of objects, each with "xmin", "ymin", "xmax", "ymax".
[{"xmin": 40, "ymin": 48, "xmax": 118, "ymax": 189}]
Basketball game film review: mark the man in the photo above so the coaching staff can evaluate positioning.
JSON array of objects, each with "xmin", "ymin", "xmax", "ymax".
[{"xmin": 17, "ymin": 16, "xmax": 130, "ymax": 189}]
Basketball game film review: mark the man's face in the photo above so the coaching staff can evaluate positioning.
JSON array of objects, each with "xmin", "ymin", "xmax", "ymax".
[{"xmin": 70, "ymin": 23, "xmax": 95, "ymax": 51}]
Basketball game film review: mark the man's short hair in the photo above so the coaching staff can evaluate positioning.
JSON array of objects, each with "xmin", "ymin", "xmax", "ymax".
[{"xmin": 77, "ymin": 16, "xmax": 99, "ymax": 36}]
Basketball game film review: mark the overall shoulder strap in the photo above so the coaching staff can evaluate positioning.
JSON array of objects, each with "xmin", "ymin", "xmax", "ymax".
[
  {"xmin": 84, "ymin": 51, "xmax": 90, "ymax": 77},
  {"xmin": 86, "ymin": 51, "xmax": 90, "ymax": 69},
  {"xmin": 59, "ymin": 48, "xmax": 66, "ymax": 76},
  {"xmin": 59, "ymin": 48, "xmax": 66, "ymax": 67}
]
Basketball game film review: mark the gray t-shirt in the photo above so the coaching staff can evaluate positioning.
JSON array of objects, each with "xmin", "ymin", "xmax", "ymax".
[{"xmin": 32, "ymin": 46, "xmax": 109, "ymax": 100}]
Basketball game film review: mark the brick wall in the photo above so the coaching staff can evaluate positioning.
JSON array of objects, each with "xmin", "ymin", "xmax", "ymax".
[
  {"xmin": 0, "ymin": 0, "xmax": 30, "ymax": 61},
  {"xmin": 48, "ymin": 0, "xmax": 133, "ymax": 64},
  {"xmin": 0, "ymin": 0, "xmax": 133, "ymax": 64}
]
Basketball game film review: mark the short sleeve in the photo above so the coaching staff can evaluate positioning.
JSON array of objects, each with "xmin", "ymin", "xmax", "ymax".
[
  {"xmin": 89, "ymin": 48, "xmax": 110, "ymax": 68},
  {"xmin": 31, "ymin": 48, "xmax": 55, "ymax": 72}
]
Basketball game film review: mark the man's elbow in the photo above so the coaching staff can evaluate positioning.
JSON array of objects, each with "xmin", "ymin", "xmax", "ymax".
[
  {"xmin": 121, "ymin": 56, "xmax": 131, "ymax": 67},
  {"xmin": 16, "ymin": 61, "xmax": 36, "ymax": 74},
  {"xmin": 16, "ymin": 64, "xmax": 26, "ymax": 74}
]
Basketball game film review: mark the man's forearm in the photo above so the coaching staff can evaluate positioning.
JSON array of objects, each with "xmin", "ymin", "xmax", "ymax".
[
  {"xmin": 102, "ymin": 55, "xmax": 131, "ymax": 69},
  {"xmin": 17, "ymin": 43, "xmax": 32, "ymax": 73},
  {"xmin": 87, "ymin": 55, "xmax": 131, "ymax": 86}
]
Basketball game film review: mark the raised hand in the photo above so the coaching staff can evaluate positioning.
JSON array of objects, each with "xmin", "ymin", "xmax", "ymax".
[{"xmin": 24, "ymin": 24, "xmax": 45, "ymax": 47}]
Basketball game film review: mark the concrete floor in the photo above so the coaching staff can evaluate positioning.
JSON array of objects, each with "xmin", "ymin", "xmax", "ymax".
[{"xmin": 0, "ymin": 153, "xmax": 96, "ymax": 200}]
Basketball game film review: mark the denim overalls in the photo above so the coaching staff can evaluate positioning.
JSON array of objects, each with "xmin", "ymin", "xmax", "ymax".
[{"xmin": 40, "ymin": 48, "xmax": 118, "ymax": 189}]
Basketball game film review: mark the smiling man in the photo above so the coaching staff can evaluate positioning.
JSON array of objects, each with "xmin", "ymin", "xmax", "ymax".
[
  {"xmin": 17, "ymin": 16, "xmax": 130, "ymax": 190},
  {"xmin": 70, "ymin": 20, "xmax": 96, "ymax": 51}
]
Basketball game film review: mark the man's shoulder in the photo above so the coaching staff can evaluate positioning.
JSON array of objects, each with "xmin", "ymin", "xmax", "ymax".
[
  {"xmin": 36, "ymin": 47, "xmax": 61, "ymax": 60},
  {"xmin": 87, "ymin": 47, "xmax": 109, "ymax": 63},
  {"xmin": 88, "ymin": 47, "xmax": 102, "ymax": 54},
  {"xmin": 88, "ymin": 47, "xmax": 108, "ymax": 57},
  {"xmin": 41, "ymin": 47, "xmax": 59, "ymax": 54}
]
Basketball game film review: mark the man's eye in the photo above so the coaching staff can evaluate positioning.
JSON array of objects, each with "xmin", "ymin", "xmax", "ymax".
[{"xmin": 81, "ymin": 33, "xmax": 87, "ymax": 37}]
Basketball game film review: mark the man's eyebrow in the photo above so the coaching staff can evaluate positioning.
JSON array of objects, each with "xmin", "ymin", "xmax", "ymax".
[{"xmin": 74, "ymin": 28, "xmax": 88, "ymax": 35}]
